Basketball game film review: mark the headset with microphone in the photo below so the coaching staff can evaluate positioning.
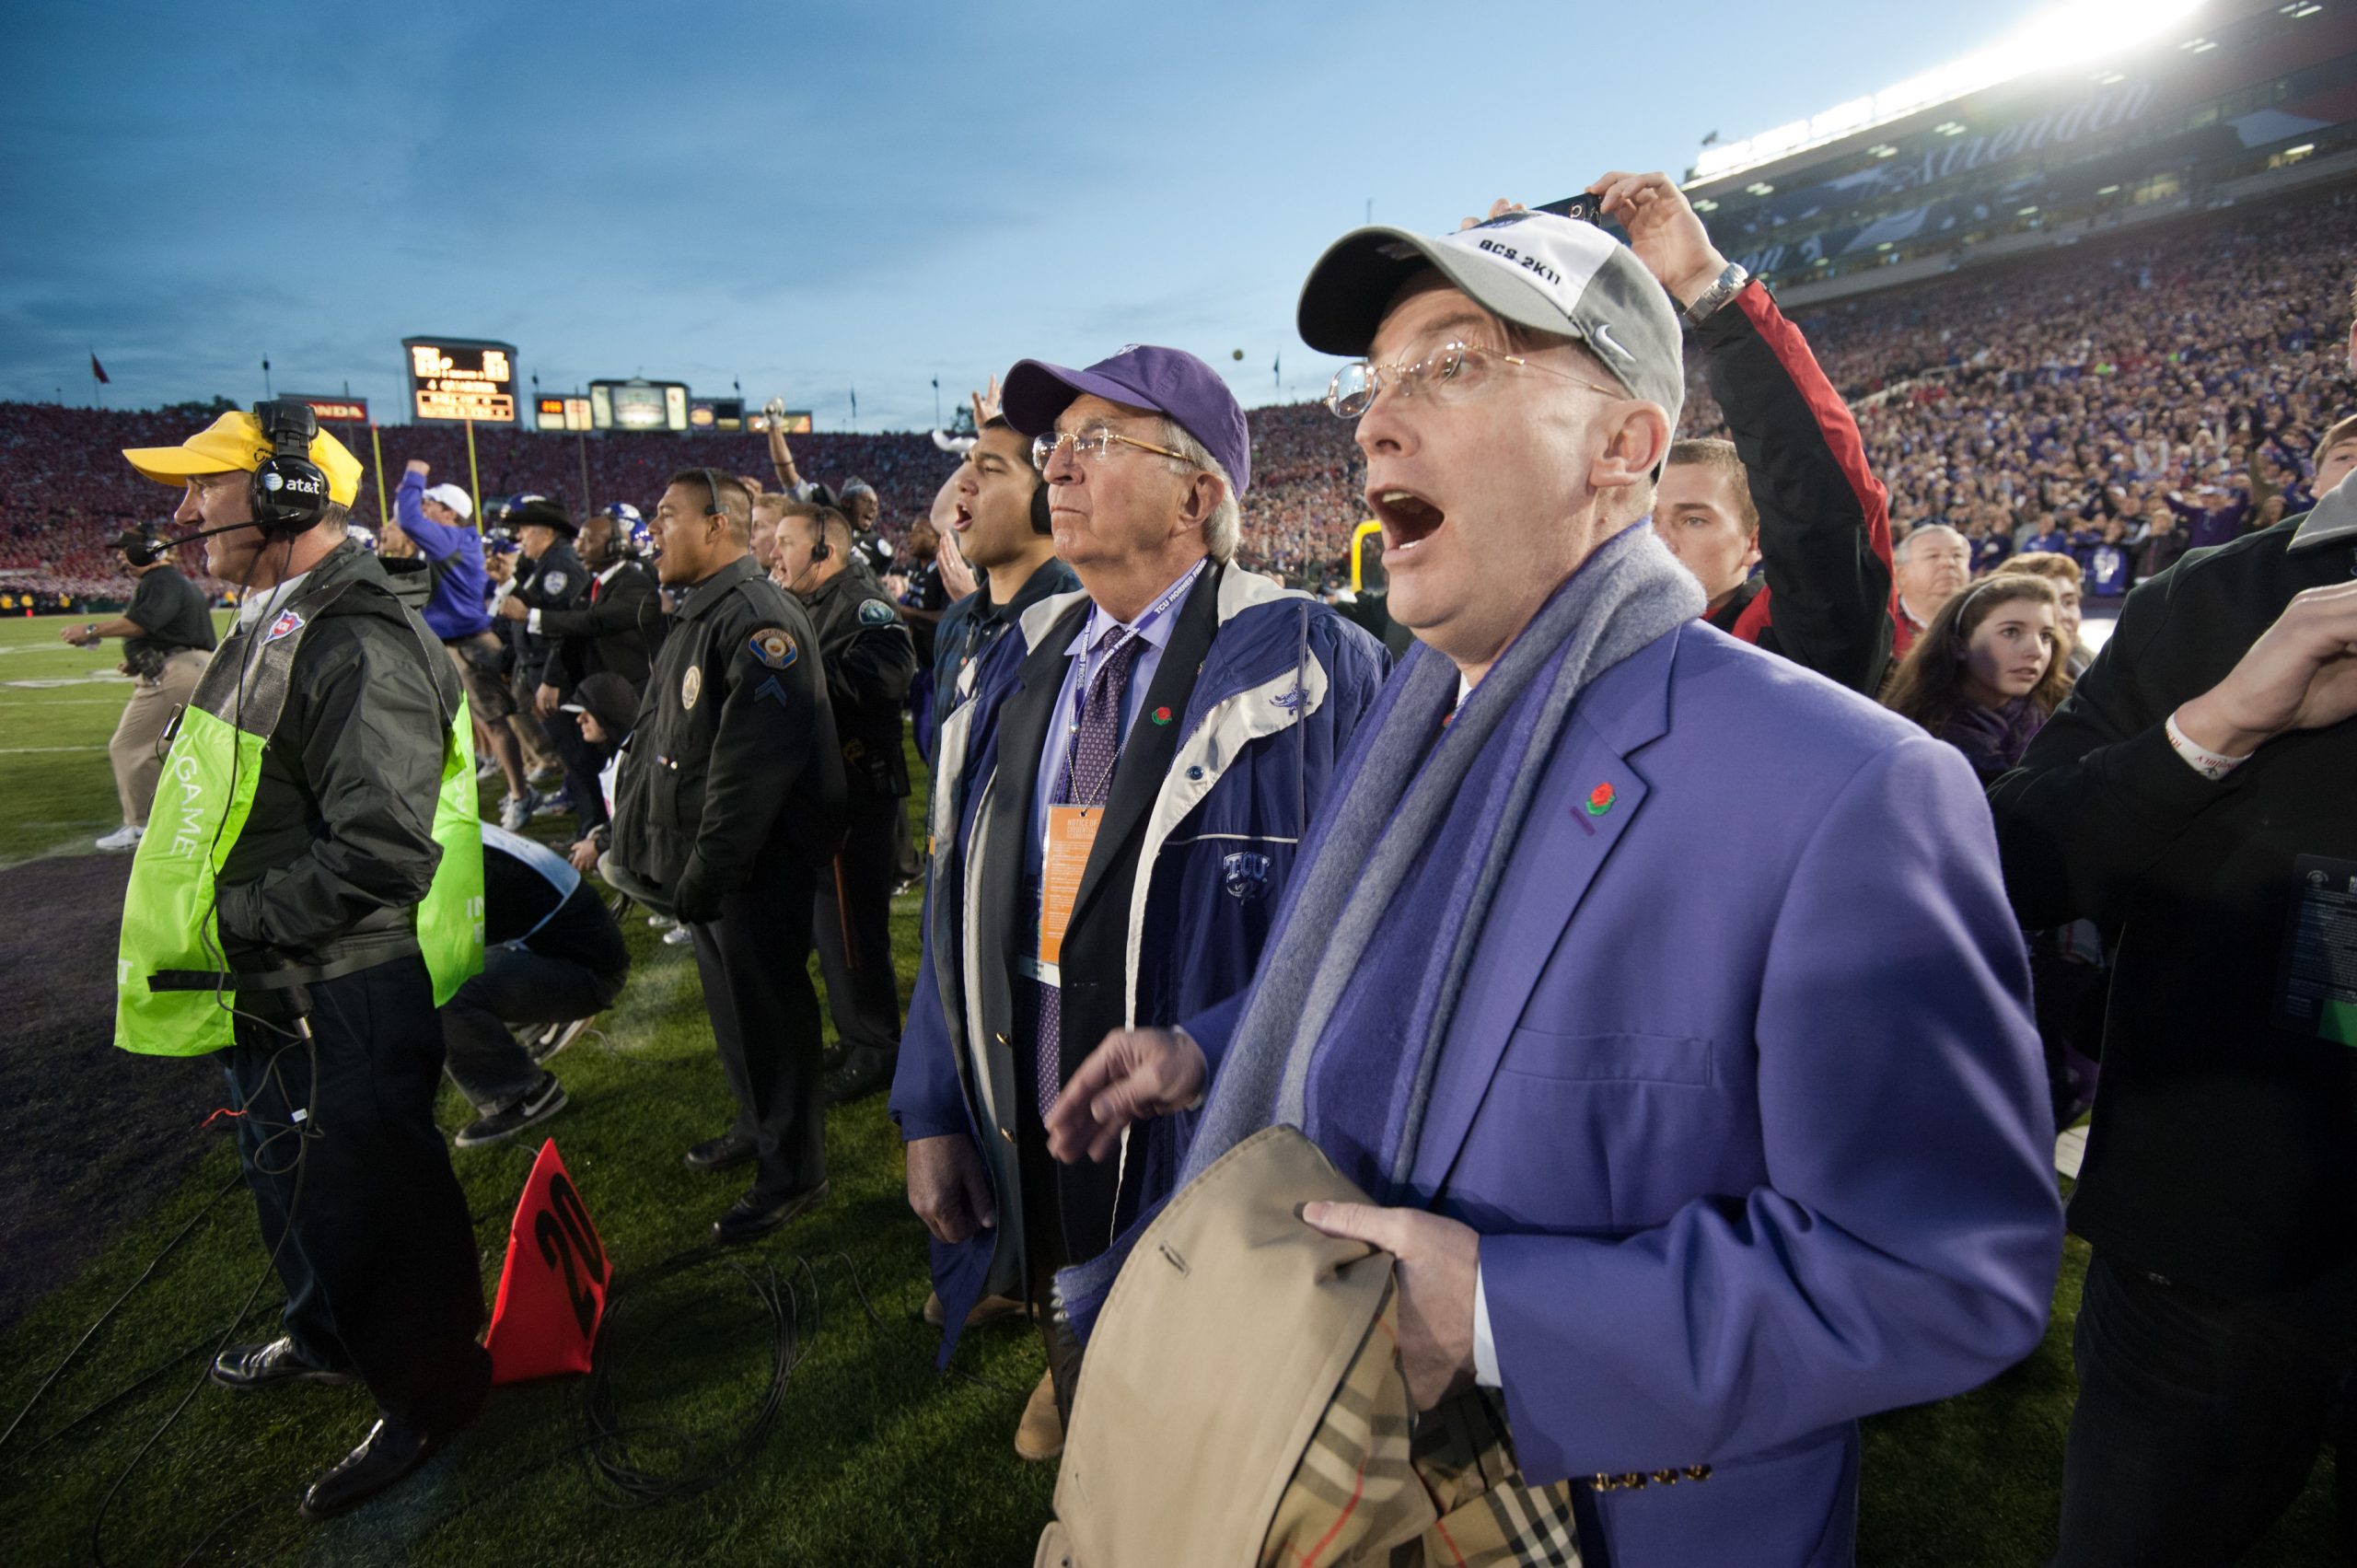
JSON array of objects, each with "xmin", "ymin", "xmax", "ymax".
[{"xmin": 171, "ymin": 401, "xmax": 334, "ymax": 550}]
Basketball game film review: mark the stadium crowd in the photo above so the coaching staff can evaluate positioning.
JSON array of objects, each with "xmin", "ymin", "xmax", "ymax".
[{"xmin": 10, "ymin": 192, "xmax": 2355, "ymax": 609}]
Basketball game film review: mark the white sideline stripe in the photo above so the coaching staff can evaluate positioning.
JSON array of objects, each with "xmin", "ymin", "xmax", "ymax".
[
  {"xmin": 2054, "ymin": 1124, "xmax": 2088, "ymax": 1181},
  {"xmin": 0, "ymin": 745, "xmax": 108, "ymax": 752}
]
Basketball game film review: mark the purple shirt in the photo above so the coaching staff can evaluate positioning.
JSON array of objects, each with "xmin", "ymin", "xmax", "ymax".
[{"xmin": 394, "ymin": 472, "xmax": 492, "ymax": 639}]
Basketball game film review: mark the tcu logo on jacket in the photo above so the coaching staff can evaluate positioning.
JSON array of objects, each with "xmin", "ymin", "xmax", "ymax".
[{"xmin": 1221, "ymin": 851, "xmax": 1271, "ymax": 901}]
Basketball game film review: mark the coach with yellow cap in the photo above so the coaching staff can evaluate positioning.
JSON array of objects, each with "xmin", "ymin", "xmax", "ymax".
[{"xmin": 116, "ymin": 403, "xmax": 492, "ymax": 1521}]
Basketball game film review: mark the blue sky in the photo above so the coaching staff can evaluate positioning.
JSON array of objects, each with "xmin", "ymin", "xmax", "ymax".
[{"xmin": 3, "ymin": 0, "xmax": 2054, "ymax": 431}]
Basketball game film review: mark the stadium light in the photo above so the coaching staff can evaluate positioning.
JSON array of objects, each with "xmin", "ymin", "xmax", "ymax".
[{"xmin": 1689, "ymin": 0, "xmax": 2208, "ymax": 185}]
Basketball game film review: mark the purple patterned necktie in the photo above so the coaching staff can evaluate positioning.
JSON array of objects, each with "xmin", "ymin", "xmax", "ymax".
[{"xmin": 1037, "ymin": 625, "xmax": 1144, "ymax": 1116}]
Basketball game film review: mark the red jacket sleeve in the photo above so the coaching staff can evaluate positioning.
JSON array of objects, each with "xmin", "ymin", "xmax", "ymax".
[{"xmin": 1696, "ymin": 282, "xmax": 1898, "ymax": 694}]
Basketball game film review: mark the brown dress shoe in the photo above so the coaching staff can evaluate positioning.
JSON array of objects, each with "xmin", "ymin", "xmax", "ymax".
[
  {"xmin": 923, "ymin": 1290, "xmax": 1028, "ymax": 1328},
  {"xmin": 1014, "ymin": 1369, "xmax": 1064, "ymax": 1462}
]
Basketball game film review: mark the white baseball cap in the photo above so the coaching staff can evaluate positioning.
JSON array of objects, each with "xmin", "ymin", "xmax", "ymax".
[
  {"xmin": 1296, "ymin": 210, "xmax": 1686, "ymax": 424},
  {"xmin": 422, "ymin": 482, "xmax": 474, "ymax": 520}
]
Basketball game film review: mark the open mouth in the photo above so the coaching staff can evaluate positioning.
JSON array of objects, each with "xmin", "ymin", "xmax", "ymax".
[
  {"xmin": 951, "ymin": 501, "xmax": 974, "ymax": 532},
  {"xmin": 1369, "ymin": 485, "xmax": 1446, "ymax": 552}
]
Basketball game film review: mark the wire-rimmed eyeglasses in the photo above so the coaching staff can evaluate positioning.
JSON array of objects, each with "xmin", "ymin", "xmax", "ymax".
[
  {"xmin": 1324, "ymin": 341, "xmax": 1623, "ymax": 419},
  {"xmin": 1030, "ymin": 424, "xmax": 1198, "ymax": 473}
]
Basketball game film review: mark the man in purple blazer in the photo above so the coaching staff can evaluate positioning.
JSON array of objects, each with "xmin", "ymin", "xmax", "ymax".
[{"xmin": 1046, "ymin": 208, "xmax": 2063, "ymax": 1566}]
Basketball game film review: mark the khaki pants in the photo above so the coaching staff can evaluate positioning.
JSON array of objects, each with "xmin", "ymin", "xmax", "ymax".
[{"xmin": 109, "ymin": 648, "xmax": 207, "ymax": 827}]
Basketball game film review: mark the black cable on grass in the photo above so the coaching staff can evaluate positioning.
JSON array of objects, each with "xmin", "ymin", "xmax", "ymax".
[
  {"xmin": 98, "ymin": 1237, "xmax": 1027, "ymax": 1560},
  {"xmin": 0, "ymin": 1169, "xmax": 247, "ymax": 1461},
  {"xmin": 574, "ymin": 1247, "xmax": 806, "ymax": 1508}
]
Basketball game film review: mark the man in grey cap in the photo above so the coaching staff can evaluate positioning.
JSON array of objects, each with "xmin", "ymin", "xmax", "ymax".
[
  {"xmin": 1047, "ymin": 211, "xmax": 2061, "ymax": 1566},
  {"xmin": 888, "ymin": 343, "xmax": 1387, "ymax": 1462}
]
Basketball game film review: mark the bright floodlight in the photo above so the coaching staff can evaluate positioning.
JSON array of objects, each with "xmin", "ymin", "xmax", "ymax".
[{"xmin": 1691, "ymin": 0, "xmax": 2210, "ymax": 184}]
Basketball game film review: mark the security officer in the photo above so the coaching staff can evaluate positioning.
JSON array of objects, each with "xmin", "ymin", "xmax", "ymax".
[
  {"xmin": 113, "ymin": 403, "xmax": 488, "ymax": 1519},
  {"xmin": 499, "ymin": 500, "xmax": 662, "ymax": 848},
  {"xmin": 610, "ymin": 469, "xmax": 846, "ymax": 1244},
  {"xmin": 501, "ymin": 495, "xmax": 585, "ymax": 789},
  {"xmin": 771, "ymin": 499, "xmax": 918, "ymax": 1104}
]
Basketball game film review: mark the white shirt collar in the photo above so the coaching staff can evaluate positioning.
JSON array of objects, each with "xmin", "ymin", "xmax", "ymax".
[
  {"xmin": 238, "ymin": 571, "xmax": 311, "ymax": 631},
  {"xmin": 1062, "ymin": 558, "xmax": 1207, "ymax": 657}
]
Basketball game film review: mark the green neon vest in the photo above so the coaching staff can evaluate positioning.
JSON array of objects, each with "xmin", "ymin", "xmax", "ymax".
[{"xmin": 113, "ymin": 570, "xmax": 484, "ymax": 1056}]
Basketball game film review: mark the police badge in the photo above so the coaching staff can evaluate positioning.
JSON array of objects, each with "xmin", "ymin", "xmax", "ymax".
[
  {"xmin": 857, "ymin": 598, "xmax": 898, "ymax": 627},
  {"xmin": 542, "ymin": 570, "xmax": 568, "ymax": 596},
  {"xmin": 1220, "ymin": 850, "xmax": 1271, "ymax": 901},
  {"xmin": 680, "ymin": 666, "xmax": 702, "ymax": 710}
]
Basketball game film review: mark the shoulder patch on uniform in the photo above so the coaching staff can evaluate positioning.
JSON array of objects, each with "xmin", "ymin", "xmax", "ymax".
[
  {"xmin": 748, "ymin": 627, "xmax": 799, "ymax": 669},
  {"xmin": 542, "ymin": 570, "xmax": 568, "ymax": 596},
  {"xmin": 857, "ymin": 598, "xmax": 898, "ymax": 627}
]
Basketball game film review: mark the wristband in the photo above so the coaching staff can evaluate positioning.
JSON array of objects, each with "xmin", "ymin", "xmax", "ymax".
[{"xmin": 2164, "ymin": 709, "xmax": 2253, "ymax": 781}]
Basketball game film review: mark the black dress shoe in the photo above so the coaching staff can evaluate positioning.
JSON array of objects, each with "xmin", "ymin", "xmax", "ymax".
[
  {"xmin": 712, "ymin": 1179, "xmax": 830, "ymax": 1246},
  {"xmin": 299, "ymin": 1418, "xmax": 438, "ymax": 1520},
  {"xmin": 683, "ymin": 1132, "xmax": 758, "ymax": 1173},
  {"xmin": 211, "ymin": 1337, "xmax": 356, "ymax": 1390},
  {"xmin": 822, "ymin": 1049, "xmax": 897, "ymax": 1107}
]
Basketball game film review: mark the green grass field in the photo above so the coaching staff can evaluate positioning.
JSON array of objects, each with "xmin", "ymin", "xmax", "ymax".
[{"xmin": 0, "ymin": 609, "xmax": 2340, "ymax": 1565}]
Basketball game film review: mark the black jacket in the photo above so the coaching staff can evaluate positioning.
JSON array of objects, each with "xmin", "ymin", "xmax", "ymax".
[
  {"xmin": 215, "ymin": 545, "xmax": 459, "ymax": 971},
  {"xmin": 799, "ymin": 563, "xmax": 918, "ymax": 800},
  {"xmin": 1695, "ymin": 280, "xmax": 1897, "ymax": 693},
  {"xmin": 611, "ymin": 554, "xmax": 845, "ymax": 911},
  {"xmin": 1990, "ymin": 514, "xmax": 2357, "ymax": 1348},
  {"xmin": 538, "ymin": 557, "xmax": 660, "ymax": 696},
  {"xmin": 509, "ymin": 540, "xmax": 587, "ymax": 691}
]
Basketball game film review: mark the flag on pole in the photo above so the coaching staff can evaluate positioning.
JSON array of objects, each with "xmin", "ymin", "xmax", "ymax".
[
  {"xmin": 1272, "ymin": 353, "xmax": 1281, "ymax": 389},
  {"xmin": 89, "ymin": 352, "xmax": 110, "ymax": 386}
]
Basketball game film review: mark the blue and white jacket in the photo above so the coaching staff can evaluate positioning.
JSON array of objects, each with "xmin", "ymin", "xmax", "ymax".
[{"xmin": 889, "ymin": 562, "xmax": 1387, "ymax": 1355}]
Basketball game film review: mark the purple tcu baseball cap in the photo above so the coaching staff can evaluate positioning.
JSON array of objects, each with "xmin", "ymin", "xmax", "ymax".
[{"xmin": 1001, "ymin": 344, "xmax": 1251, "ymax": 497}]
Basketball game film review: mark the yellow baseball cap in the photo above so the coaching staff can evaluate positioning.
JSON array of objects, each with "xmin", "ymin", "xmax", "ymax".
[{"xmin": 122, "ymin": 410, "xmax": 364, "ymax": 508}]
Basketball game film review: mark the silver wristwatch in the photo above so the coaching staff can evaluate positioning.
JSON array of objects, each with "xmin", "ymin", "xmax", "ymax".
[{"xmin": 1683, "ymin": 261, "xmax": 1751, "ymax": 326}]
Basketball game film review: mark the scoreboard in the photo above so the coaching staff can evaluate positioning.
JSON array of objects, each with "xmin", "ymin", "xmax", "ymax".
[
  {"xmin": 403, "ymin": 337, "xmax": 518, "ymax": 424},
  {"xmin": 589, "ymin": 377, "xmax": 689, "ymax": 433},
  {"xmin": 689, "ymin": 397, "xmax": 746, "ymax": 433},
  {"xmin": 536, "ymin": 395, "xmax": 593, "ymax": 433}
]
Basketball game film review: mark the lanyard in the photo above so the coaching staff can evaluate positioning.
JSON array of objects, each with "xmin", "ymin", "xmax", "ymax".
[{"xmin": 1066, "ymin": 557, "xmax": 1205, "ymax": 739}]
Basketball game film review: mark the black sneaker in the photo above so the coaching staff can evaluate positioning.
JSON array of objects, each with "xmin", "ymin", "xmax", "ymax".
[
  {"xmin": 454, "ymin": 1075, "xmax": 568, "ymax": 1149},
  {"xmin": 212, "ymin": 1336, "xmax": 356, "ymax": 1390},
  {"xmin": 531, "ymin": 1016, "xmax": 597, "ymax": 1063}
]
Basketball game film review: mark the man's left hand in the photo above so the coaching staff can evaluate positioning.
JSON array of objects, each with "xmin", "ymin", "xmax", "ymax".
[
  {"xmin": 567, "ymin": 837, "xmax": 600, "ymax": 872},
  {"xmin": 1301, "ymin": 1201, "xmax": 1480, "ymax": 1411},
  {"xmin": 534, "ymin": 682, "xmax": 562, "ymax": 719},
  {"xmin": 495, "ymin": 595, "xmax": 528, "ymax": 621}
]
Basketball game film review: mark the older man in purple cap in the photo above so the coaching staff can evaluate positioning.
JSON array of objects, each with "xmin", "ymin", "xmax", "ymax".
[{"xmin": 888, "ymin": 344, "xmax": 1388, "ymax": 1460}]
